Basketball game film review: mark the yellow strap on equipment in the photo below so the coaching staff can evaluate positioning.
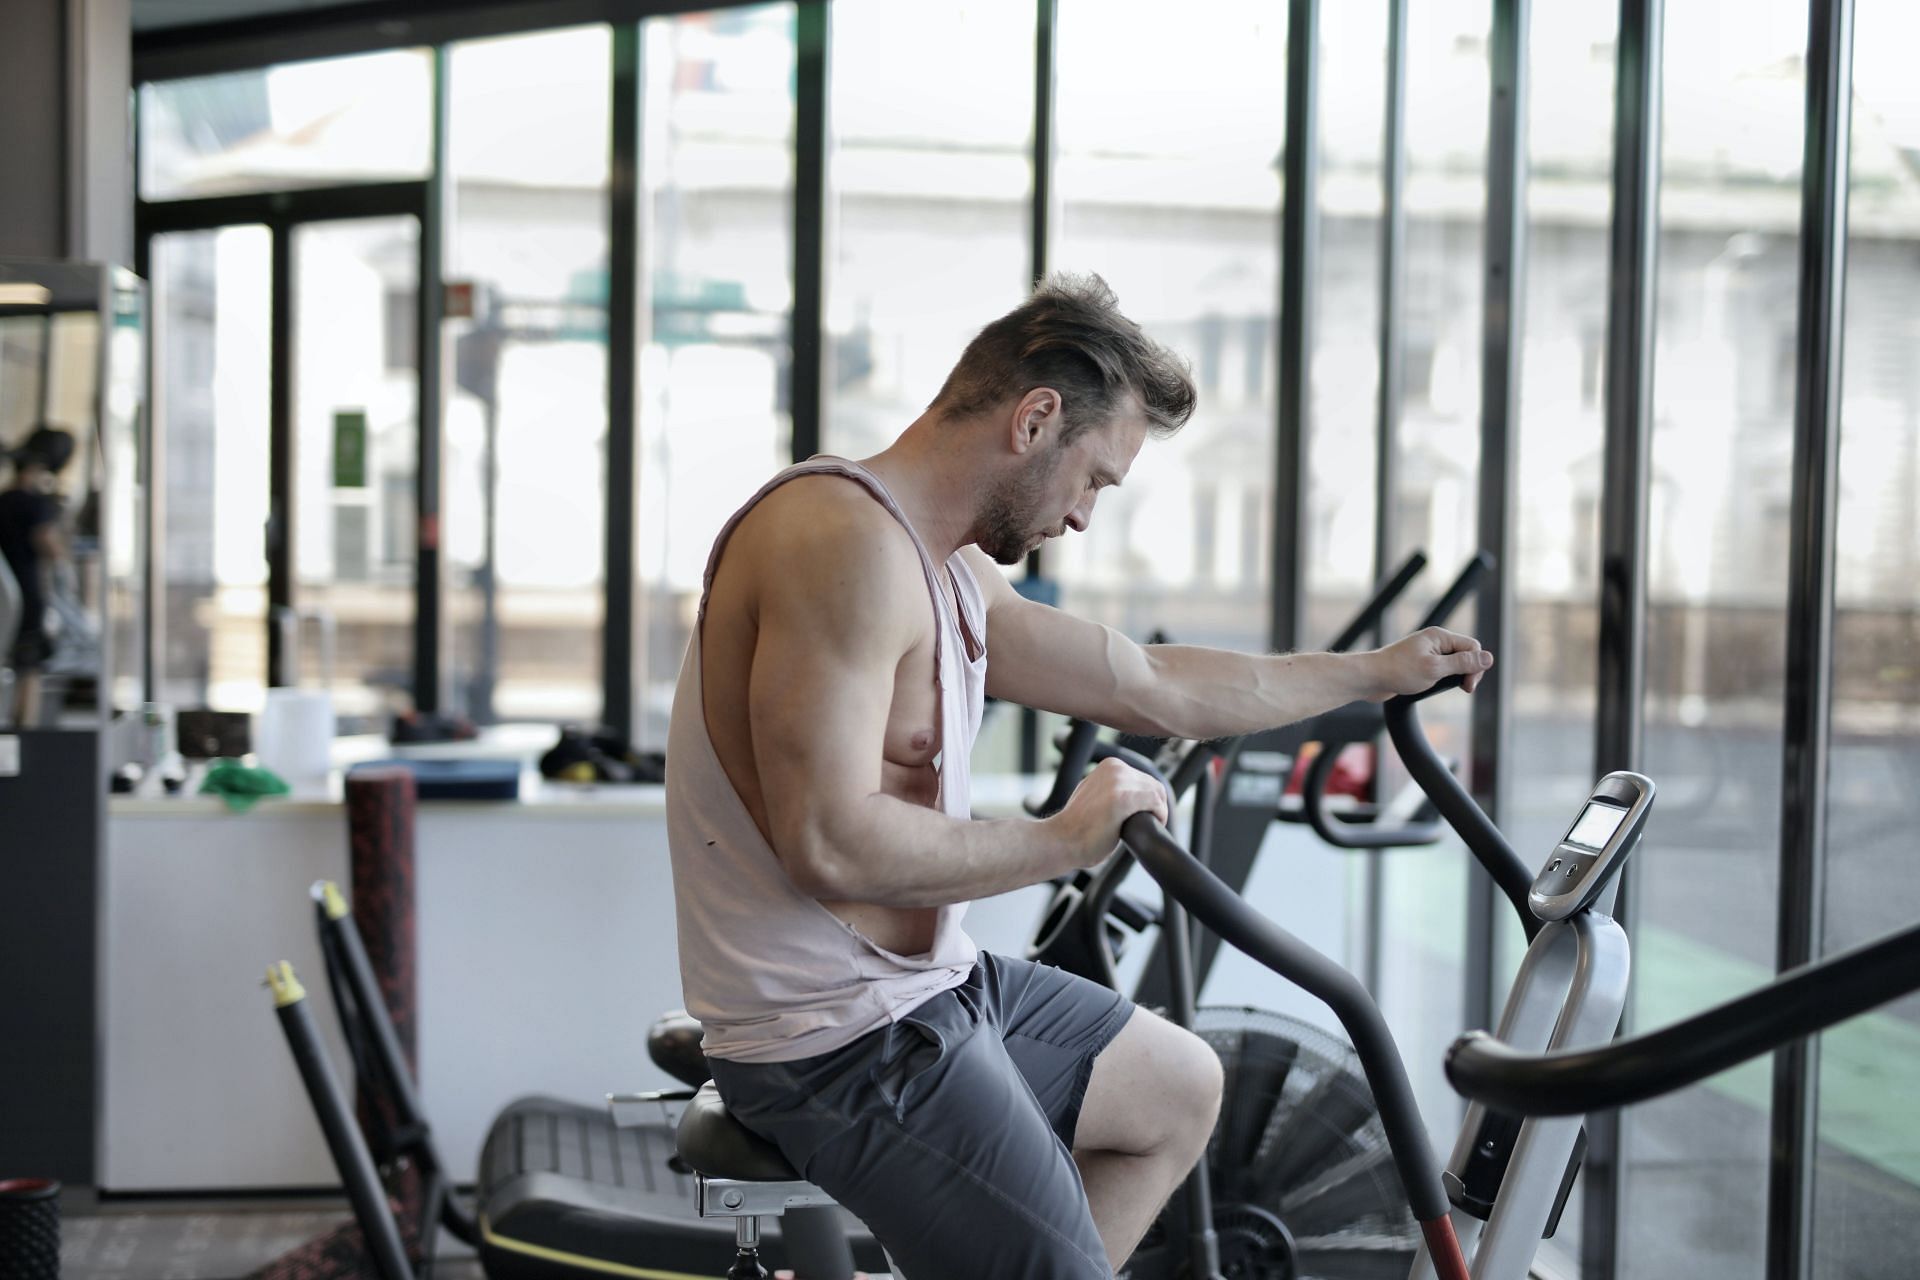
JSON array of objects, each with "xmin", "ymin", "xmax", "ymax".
[{"xmin": 319, "ymin": 880, "xmax": 349, "ymax": 921}]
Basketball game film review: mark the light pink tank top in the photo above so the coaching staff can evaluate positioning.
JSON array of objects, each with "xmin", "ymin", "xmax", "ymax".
[{"xmin": 666, "ymin": 457, "xmax": 987, "ymax": 1063}]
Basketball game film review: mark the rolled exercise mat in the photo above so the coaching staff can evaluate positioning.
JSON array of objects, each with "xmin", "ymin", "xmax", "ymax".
[
  {"xmin": 346, "ymin": 767, "xmax": 419, "ymax": 1079},
  {"xmin": 0, "ymin": 1179, "xmax": 60, "ymax": 1280}
]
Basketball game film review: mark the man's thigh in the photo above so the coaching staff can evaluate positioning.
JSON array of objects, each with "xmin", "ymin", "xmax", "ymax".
[
  {"xmin": 1070, "ymin": 1002, "xmax": 1223, "ymax": 1159},
  {"xmin": 976, "ymin": 951, "xmax": 1137, "ymax": 1147},
  {"xmin": 711, "ymin": 988, "xmax": 1114, "ymax": 1280}
]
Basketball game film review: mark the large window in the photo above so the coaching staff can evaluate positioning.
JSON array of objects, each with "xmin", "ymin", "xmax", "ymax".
[
  {"xmin": 1503, "ymin": 7, "xmax": 1621, "ymax": 1268},
  {"xmin": 1812, "ymin": 2, "xmax": 1920, "ymax": 1273},
  {"xmin": 445, "ymin": 25, "xmax": 613, "ymax": 725},
  {"xmin": 1303, "ymin": 0, "xmax": 1388, "ymax": 643},
  {"xmin": 1623, "ymin": 3, "xmax": 1810, "ymax": 1273},
  {"xmin": 151, "ymin": 226, "xmax": 272, "ymax": 712},
  {"xmin": 140, "ymin": 51, "xmax": 432, "ymax": 201},
  {"xmin": 291, "ymin": 216, "xmax": 421, "ymax": 730},
  {"xmin": 633, "ymin": 5, "xmax": 796, "ymax": 746},
  {"xmin": 822, "ymin": 0, "xmax": 1032, "ymax": 462},
  {"xmin": 1375, "ymin": 0, "xmax": 1491, "ymax": 1151},
  {"xmin": 1049, "ymin": 0, "xmax": 1285, "ymax": 655}
]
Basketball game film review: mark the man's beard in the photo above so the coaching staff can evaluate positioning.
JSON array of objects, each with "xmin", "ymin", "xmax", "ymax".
[{"xmin": 975, "ymin": 447, "xmax": 1064, "ymax": 566}]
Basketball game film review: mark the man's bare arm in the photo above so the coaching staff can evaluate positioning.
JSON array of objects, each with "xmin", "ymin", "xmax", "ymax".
[
  {"xmin": 965, "ymin": 546, "xmax": 1492, "ymax": 741},
  {"xmin": 746, "ymin": 510, "xmax": 1166, "ymax": 909}
]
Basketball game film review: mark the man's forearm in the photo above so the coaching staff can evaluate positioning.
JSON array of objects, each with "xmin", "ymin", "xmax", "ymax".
[
  {"xmin": 1140, "ymin": 645, "xmax": 1380, "ymax": 742},
  {"xmin": 802, "ymin": 794, "xmax": 1087, "ymax": 908}
]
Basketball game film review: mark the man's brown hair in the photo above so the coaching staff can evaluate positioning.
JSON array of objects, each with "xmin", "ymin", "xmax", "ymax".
[{"xmin": 931, "ymin": 273, "xmax": 1196, "ymax": 442}]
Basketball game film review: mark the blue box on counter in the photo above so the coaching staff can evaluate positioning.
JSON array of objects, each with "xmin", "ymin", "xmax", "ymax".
[{"xmin": 348, "ymin": 759, "xmax": 522, "ymax": 801}]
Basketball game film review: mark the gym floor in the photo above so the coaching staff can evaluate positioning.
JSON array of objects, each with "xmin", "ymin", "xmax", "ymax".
[{"xmin": 60, "ymin": 1196, "xmax": 483, "ymax": 1280}]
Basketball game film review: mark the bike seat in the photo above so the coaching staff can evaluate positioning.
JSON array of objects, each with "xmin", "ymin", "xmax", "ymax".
[{"xmin": 676, "ymin": 1082, "xmax": 802, "ymax": 1182}]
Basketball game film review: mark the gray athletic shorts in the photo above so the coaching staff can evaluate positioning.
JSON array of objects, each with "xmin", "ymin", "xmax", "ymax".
[{"xmin": 705, "ymin": 951, "xmax": 1137, "ymax": 1279}]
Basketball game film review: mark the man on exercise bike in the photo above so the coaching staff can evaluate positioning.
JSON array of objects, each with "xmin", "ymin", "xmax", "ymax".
[{"xmin": 665, "ymin": 273, "xmax": 1493, "ymax": 1279}]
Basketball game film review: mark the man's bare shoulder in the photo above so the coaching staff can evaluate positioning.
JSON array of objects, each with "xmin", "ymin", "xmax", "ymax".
[
  {"xmin": 958, "ymin": 544, "xmax": 1022, "ymax": 609},
  {"xmin": 725, "ymin": 475, "xmax": 925, "ymax": 629}
]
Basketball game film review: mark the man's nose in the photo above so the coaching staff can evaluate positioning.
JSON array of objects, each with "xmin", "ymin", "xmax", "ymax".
[{"xmin": 1065, "ymin": 495, "xmax": 1094, "ymax": 534}]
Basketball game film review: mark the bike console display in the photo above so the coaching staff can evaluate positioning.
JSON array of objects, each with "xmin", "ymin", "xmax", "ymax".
[{"xmin": 1527, "ymin": 771, "xmax": 1655, "ymax": 921}]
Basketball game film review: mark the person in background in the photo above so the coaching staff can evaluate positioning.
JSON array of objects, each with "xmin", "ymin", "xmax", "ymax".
[{"xmin": 1, "ymin": 426, "xmax": 76, "ymax": 726}]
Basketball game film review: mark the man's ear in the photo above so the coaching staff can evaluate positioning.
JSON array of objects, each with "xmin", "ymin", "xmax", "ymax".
[{"xmin": 1010, "ymin": 387, "xmax": 1062, "ymax": 453}]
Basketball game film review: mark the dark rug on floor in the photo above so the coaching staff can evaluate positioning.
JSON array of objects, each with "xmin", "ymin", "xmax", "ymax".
[{"xmin": 60, "ymin": 1207, "xmax": 481, "ymax": 1280}]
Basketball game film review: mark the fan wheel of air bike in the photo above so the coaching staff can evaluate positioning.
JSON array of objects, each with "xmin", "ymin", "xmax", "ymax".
[{"xmin": 1132, "ymin": 1007, "xmax": 1420, "ymax": 1280}]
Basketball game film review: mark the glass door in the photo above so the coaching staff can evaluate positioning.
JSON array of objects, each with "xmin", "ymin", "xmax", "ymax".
[
  {"xmin": 146, "ymin": 205, "xmax": 421, "ymax": 728},
  {"xmin": 291, "ymin": 215, "xmax": 420, "ymax": 731},
  {"xmin": 150, "ymin": 226, "xmax": 273, "ymax": 713}
]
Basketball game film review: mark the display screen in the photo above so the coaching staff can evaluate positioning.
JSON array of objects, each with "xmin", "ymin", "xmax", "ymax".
[{"xmin": 1564, "ymin": 802, "xmax": 1628, "ymax": 852}]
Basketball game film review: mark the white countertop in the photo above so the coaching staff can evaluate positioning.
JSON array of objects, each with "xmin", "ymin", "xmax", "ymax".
[{"xmin": 111, "ymin": 724, "xmax": 1052, "ymax": 820}]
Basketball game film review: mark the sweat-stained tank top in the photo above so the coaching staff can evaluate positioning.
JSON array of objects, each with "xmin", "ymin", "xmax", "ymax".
[{"xmin": 665, "ymin": 457, "xmax": 988, "ymax": 1063}]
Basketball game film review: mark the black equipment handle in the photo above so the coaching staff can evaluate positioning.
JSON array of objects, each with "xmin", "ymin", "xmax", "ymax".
[
  {"xmin": 1090, "ymin": 741, "xmax": 1176, "ymax": 816},
  {"xmin": 1415, "ymin": 551, "xmax": 1495, "ymax": 631},
  {"xmin": 269, "ymin": 974, "xmax": 418, "ymax": 1280},
  {"xmin": 1290, "ymin": 551, "xmax": 1492, "ymax": 851},
  {"xmin": 1088, "ymin": 741, "xmax": 1216, "ymax": 935},
  {"xmin": 1300, "ymin": 748, "xmax": 1443, "ymax": 849},
  {"xmin": 1327, "ymin": 549, "xmax": 1428, "ymax": 653},
  {"xmin": 1028, "ymin": 717, "xmax": 1103, "ymax": 817},
  {"xmin": 1294, "ymin": 701, "xmax": 1444, "ymax": 851},
  {"xmin": 1448, "ymin": 921, "xmax": 1920, "ymax": 1115},
  {"xmin": 1118, "ymin": 812, "xmax": 1451, "ymax": 1225},
  {"xmin": 1382, "ymin": 675, "xmax": 1540, "ymax": 938}
]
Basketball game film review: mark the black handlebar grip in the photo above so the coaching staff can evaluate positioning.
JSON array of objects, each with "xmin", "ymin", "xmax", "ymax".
[{"xmin": 1403, "ymin": 672, "xmax": 1469, "ymax": 705}]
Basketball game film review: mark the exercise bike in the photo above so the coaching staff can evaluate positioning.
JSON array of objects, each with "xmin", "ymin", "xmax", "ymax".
[
  {"xmin": 624, "ymin": 559, "xmax": 1502, "ymax": 1280},
  {"xmin": 1109, "ymin": 671, "xmax": 1649, "ymax": 1279}
]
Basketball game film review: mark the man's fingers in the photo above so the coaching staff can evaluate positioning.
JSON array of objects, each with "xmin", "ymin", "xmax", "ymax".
[
  {"xmin": 1445, "ymin": 642, "xmax": 1493, "ymax": 691},
  {"xmin": 1425, "ymin": 625, "xmax": 1482, "ymax": 655},
  {"xmin": 1446, "ymin": 647, "xmax": 1494, "ymax": 675}
]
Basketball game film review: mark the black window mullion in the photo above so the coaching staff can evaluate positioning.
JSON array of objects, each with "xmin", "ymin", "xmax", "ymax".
[
  {"xmin": 1029, "ymin": 0, "xmax": 1056, "ymax": 293},
  {"xmin": 414, "ymin": 46, "xmax": 449, "ymax": 715},
  {"xmin": 1583, "ymin": 1, "xmax": 1664, "ymax": 1274},
  {"xmin": 1371, "ymin": 0, "xmax": 1409, "ymax": 642},
  {"xmin": 1362, "ymin": 0, "xmax": 1410, "ymax": 1002},
  {"xmin": 1467, "ymin": 0, "xmax": 1529, "ymax": 1036},
  {"xmin": 1768, "ymin": 2, "xmax": 1854, "ymax": 1277},
  {"xmin": 1273, "ymin": 0, "xmax": 1320, "ymax": 654},
  {"xmin": 603, "ymin": 25, "xmax": 642, "ymax": 741},
  {"xmin": 267, "ymin": 218, "xmax": 294, "ymax": 687},
  {"xmin": 1019, "ymin": 0, "xmax": 1059, "ymax": 776},
  {"xmin": 134, "ymin": 226, "xmax": 162, "ymax": 707},
  {"xmin": 137, "ymin": 182, "xmax": 428, "ymax": 234},
  {"xmin": 789, "ymin": 0, "xmax": 827, "ymax": 466}
]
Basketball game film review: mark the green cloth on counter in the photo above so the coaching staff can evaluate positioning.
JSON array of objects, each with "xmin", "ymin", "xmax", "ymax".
[{"xmin": 199, "ymin": 759, "xmax": 292, "ymax": 812}]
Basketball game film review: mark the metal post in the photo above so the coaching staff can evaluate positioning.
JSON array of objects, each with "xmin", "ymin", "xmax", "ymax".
[
  {"xmin": 1365, "ymin": 0, "xmax": 1411, "ymax": 999},
  {"xmin": 1583, "ymin": 1, "xmax": 1663, "ymax": 1273},
  {"xmin": 1274, "ymin": 0, "xmax": 1321, "ymax": 654},
  {"xmin": 267, "ymin": 220, "xmax": 294, "ymax": 687},
  {"xmin": 1021, "ymin": 0, "xmax": 1059, "ymax": 776},
  {"xmin": 790, "ymin": 1, "xmax": 827, "ymax": 465},
  {"xmin": 1467, "ymin": 0, "xmax": 1529, "ymax": 1036},
  {"xmin": 1768, "ymin": 2, "xmax": 1853, "ymax": 1276},
  {"xmin": 134, "ymin": 228, "xmax": 163, "ymax": 705},
  {"xmin": 604, "ymin": 25, "xmax": 642, "ymax": 740},
  {"xmin": 414, "ymin": 45, "xmax": 449, "ymax": 714}
]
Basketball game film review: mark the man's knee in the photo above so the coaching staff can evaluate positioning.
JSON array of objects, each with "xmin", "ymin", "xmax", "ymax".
[
  {"xmin": 1169, "ymin": 1024, "xmax": 1224, "ymax": 1156},
  {"xmin": 1077, "ymin": 1010, "xmax": 1223, "ymax": 1158}
]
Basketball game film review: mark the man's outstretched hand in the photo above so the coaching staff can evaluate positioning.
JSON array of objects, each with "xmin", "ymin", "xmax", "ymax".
[{"xmin": 1365, "ymin": 627, "xmax": 1495, "ymax": 700}]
